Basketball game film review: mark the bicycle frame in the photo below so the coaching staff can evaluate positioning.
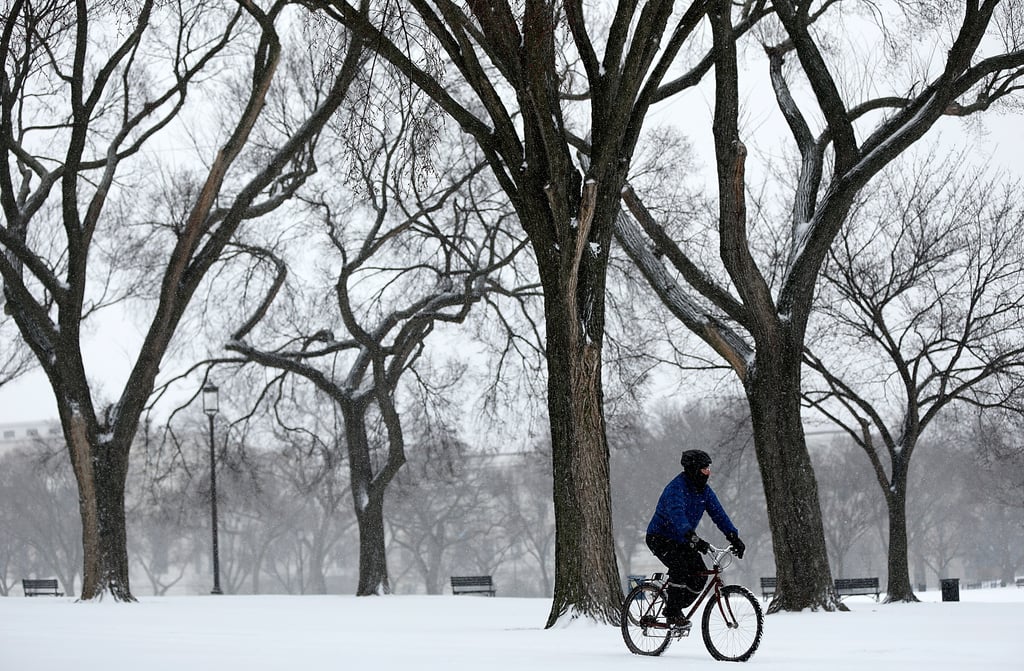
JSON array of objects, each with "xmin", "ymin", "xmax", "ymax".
[
  {"xmin": 683, "ymin": 564, "xmax": 731, "ymax": 623},
  {"xmin": 639, "ymin": 546, "xmax": 738, "ymax": 630}
]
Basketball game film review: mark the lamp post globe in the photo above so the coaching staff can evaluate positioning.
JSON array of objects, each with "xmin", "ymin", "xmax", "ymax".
[{"xmin": 202, "ymin": 382, "xmax": 219, "ymax": 416}]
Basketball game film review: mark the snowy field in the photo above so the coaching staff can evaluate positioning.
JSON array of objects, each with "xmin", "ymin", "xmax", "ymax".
[{"xmin": 2, "ymin": 586, "xmax": 1022, "ymax": 670}]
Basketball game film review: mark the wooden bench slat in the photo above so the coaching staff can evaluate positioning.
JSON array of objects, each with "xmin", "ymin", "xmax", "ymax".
[
  {"xmin": 450, "ymin": 575, "xmax": 495, "ymax": 596},
  {"xmin": 22, "ymin": 578, "xmax": 63, "ymax": 597},
  {"xmin": 834, "ymin": 577, "xmax": 880, "ymax": 599}
]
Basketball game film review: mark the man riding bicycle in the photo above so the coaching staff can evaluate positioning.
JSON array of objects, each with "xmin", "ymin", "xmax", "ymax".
[{"xmin": 646, "ymin": 449, "xmax": 746, "ymax": 627}]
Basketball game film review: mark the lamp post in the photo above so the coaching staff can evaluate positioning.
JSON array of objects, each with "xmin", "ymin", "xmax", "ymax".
[{"xmin": 202, "ymin": 382, "xmax": 223, "ymax": 595}]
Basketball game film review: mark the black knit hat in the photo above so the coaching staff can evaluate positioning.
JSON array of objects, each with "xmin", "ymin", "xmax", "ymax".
[
  {"xmin": 680, "ymin": 449, "xmax": 712, "ymax": 472},
  {"xmin": 680, "ymin": 449, "xmax": 712, "ymax": 489}
]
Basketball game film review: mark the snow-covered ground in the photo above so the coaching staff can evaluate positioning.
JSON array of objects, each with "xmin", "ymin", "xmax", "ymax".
[{"xmin": 1, "ymin": 586, "xmax": 1022, "ymax": 670}]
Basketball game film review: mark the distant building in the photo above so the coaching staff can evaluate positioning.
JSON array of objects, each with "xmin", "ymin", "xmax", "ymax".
[{"xmin": 0, "ymin": 420, "xmax": 62, "ymax": 455}]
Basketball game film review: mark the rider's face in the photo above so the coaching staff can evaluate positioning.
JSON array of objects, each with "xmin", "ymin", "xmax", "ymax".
[{"xmin": 700, "ymin": 466, "xmax": 711, "ymax": 476}]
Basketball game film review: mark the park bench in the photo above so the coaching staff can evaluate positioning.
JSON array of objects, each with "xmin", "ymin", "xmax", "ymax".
[
  {"xmin": 1016, "ymin": 576, "xmax": 1024, "ymax": 588},
  {"xmin": 450, "ymin": 575, "xmax": 495, "ymax": 597},
  {"xmin": 834, "ymin": 577, "xmax": 880, "ymax": 600},
  {"xmin": 22, "ymin": 578, "xmax": 63, "ymax": 597},
  {"xmin": 759, "ymin": 576, "xmax": 776, "ymax": 600},
  {"xmin": 760, "ymin": 576, "xmax": 880, "ymax": 600}
]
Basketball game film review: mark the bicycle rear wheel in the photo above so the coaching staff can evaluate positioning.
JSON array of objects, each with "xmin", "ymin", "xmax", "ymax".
[
  {"xmin": 701, "ymin": 584, "xmax": 763, "ymax": 662},
  {"xmin": 620, "ymin": 582, "xmax": 672, "ymax": 656}
]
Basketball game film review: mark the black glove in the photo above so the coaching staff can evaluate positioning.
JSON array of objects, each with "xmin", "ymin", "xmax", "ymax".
[
  {"xmin": 688, "ymin": 533, "xmax": 710, "ymax": 554},
  {"xmin": 726, "ymin": 533, "xmax": 745, "ymax": 559}
]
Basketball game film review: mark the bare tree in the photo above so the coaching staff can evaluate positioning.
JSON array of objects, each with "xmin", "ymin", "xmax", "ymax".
[
  {"xmin": 214, "ymin": 445, "xmax": 312, "ymax": 595},
  {"xmin": 910, "ymin": 424, "xmax": 976, "ymax": 584},
  {"xmin": 971, "ymin": 407, "xmax": 1024, "ymax": 511},
  {"xmin": 265, "ymin": 427, "xmax": 352, "ymax": 594},
  {"xmin": 127, "ymin": 423, "xmax": 197, "ymax": 596},
  {"xmin": 803, "ymin": 154, "xmax": 1024, "ymax": 601},
  {"xmin": 491, "ymin": 448, "xmax": 556, "ymax": 598},
  {"xmin": 222, "ymin": 94, "xmax": 528, "ymax": 594},
  {"xmin": 306, "ymin": 0, "xmax": 774, "ymax": 625},
  {"xmin": 811, "ymin": 441, "xmax": 883, "ymax": 580},
  {"xmin": 0, "ymin": 444, "xmax": 82, "ymax": 596},
  {"xmin": 608, "ymin": 420, "xmax": 662, "ymax": 580},
  {"xmin": 211, "ymin": 446, "xmax": 299, "ymax": 595},
  {"xmin": 614, "ymin": 1, "xmax": 1024, "ymax": 611},
  {"xmin": 916, "ymin": 410, "xmax": 1024, "ymax": 588},
  {"xmin": 0, "ymin": 1, "xmax": 365, "ymax": 599},
  {"xmin": 387, "ymin": 433, "xmax": 490, "ymax": 594}
]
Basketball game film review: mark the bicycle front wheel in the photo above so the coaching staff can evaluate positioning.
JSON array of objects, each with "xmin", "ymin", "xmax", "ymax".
[
  {"xmin": 701, "ymin": 584, "xmax": 763, "ymax": 662},
  {"xmin": 620, "ymin": 583, "xmax": 672, "ymax": 656}
]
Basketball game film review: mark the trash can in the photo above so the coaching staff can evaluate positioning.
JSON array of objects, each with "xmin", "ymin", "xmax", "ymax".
[{"xmin": 940, "ymin": 578, "xmax": 960, "ymax": 602}]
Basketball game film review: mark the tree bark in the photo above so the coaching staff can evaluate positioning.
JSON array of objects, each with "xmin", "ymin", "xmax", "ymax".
[
  {"xmin": 342, "ymin": 406, "xmax": 393, "ymax": 596},
  {"xmin": 354, "ymin": 493, "xmax": 389, "ymax": 596},
  {"xmin": 543, "ymin": 276, "xmax": 622, "ymax": 626},
  {"xmin": 879, "ymin": 445, "xmax": 917, "ymax": 602},
  {"xmin": 885, "ymin": 483, "xmax": 916, "ymax": 602},
  {"xmin": 744, "ymin": 335, "xmax": 842, "ymax": 613},
  {"xmin": 64, "ymin": 412, "xmax": 134, "ymax": 600}
]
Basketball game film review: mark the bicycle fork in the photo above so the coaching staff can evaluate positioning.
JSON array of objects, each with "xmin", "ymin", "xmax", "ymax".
[
  {"xmin": 710, "ymin": 583, "xmax": 741, "ymax": 629},
  {"xmin": 680, "ymin": 577, "xmax": 740, "ymax": 629}
]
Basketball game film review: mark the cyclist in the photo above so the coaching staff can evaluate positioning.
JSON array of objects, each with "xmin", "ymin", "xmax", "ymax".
[{"xmin": 646, "ymin": 449, "xmax": 746, "ymax": 627}]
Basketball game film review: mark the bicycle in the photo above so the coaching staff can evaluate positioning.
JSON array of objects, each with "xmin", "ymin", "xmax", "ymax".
[{"xmin": 620, "ymin": 544, "xmax": 763, "ymax": 662}]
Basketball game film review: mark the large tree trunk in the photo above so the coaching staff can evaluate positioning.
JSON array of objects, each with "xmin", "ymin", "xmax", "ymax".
[
  {"xmin": 344, "ymin": 406, "xmax": 394, "ymax": 596},
  {"xmin": 746, "ymin": 339, "xmax": 841, "ymax": 613},
  {"xmin": 884, "ymin": 458, "xmax": 917, "ymax": 602},
  {"xmin": 66, "ymin": 416, "xmax": 134, "ymax": 601},
  {"xmin": 542, "ymin": 271, "xmax": 622, "ymax": 627},
  {"xmin": 353, "ymin": 494, "xmax": 389, "ymax": 595}
]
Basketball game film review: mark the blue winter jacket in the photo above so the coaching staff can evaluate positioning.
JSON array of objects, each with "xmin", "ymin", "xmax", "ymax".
[{"xmin": 647, "ymin": 472, "xmax": 738, "ymax": 544}]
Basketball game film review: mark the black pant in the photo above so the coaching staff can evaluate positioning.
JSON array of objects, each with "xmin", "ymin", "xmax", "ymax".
[{"xmin": 646, "ymin": 533, "xmax": 708, "ymax": 615}]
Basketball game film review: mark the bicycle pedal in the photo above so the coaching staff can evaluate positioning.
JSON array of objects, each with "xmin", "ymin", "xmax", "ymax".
[{"xmin": 670, "ymin": 623, "xmax": 692, "ymax": 637}]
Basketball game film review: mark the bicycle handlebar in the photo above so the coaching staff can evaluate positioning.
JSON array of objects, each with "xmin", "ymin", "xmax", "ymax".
[{"xmin": 706, "ymin": 543, "xmax": 740, "ymax": 563}]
